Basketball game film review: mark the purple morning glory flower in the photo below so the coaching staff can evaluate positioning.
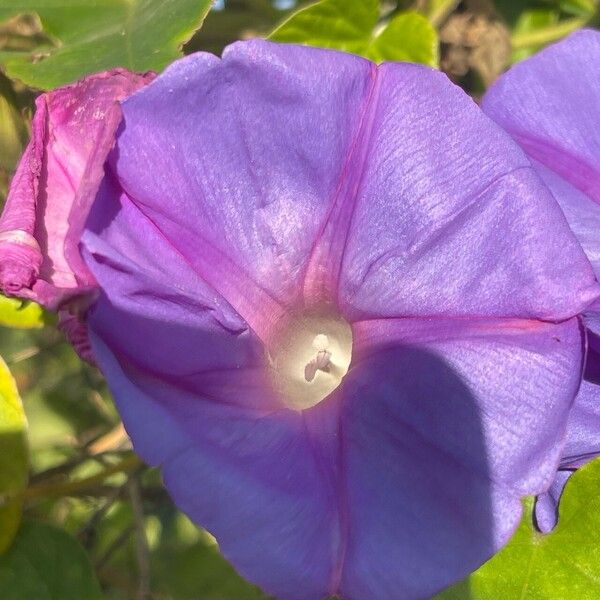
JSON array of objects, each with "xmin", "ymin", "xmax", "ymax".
[
  {"xmin": 483, "ymin": 29, "xmax": 600, "ymax": 532},
  {"xmin": 0, "ymin": 68, "xmax": 153, "ymax": 360},
  {"xmin": 2, "ymin": 40, "xmax": 599, "ymax": 598}
]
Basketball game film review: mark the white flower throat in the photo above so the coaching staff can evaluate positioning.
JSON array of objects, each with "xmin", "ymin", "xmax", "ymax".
[{"xmin": 269, "ymin": 311, "xmax": 353, "ymax": 410}]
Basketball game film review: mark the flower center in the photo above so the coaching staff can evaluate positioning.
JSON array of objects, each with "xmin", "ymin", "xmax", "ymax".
[{"xmin": 268, "ymin": 311, "xmax": 353, "ymax": 410}]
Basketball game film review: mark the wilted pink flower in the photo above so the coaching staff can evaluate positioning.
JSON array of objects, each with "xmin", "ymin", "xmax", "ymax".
[
  {"xmin": 0, "ymin": 69, "xmax": 153, "ymax": 360},
  {"xmin": 2, "ymin": 41, "xmax": 599, "ymax": 598},
  {"xmin": 483, "ymin": 29, "xmax": 600, "ymax": 532}
]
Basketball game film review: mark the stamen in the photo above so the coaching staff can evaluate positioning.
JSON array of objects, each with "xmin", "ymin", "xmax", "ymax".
[
  {"xmin": 304, "ymin": 349, "xmax": 332, "ymax": 382},
  {"xmin": 268, "ymin": 311, "xmax": 352, "ymax": 410}
]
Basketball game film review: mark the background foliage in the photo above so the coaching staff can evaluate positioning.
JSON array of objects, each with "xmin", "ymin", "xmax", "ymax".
[{"xmin": 0, "ymin": 1, "xmax": 598, "ymax": 598}]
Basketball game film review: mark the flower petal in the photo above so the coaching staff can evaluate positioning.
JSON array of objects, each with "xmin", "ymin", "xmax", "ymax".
[
  {"xmin": 90, "ymin": 330, "xmax": 337, "ymax": 600},
  {"xmin": 339, "ymin": 316, "xmax": 584, "ymax": 597},
  {"xmin": 535, "ymin": 470, "xmax": 572, "ymax": 534},
  {"xmin": 535, "ymin": 376, "xmax": 600, "ymax": 533},
  {"xmin": 77, "ymin": 40, "xmax": 595, "ymax": 600},
  {"xmin": 83, "ymin": 177, "xmax": 342, "ymax": 597},
  {"xmin": 482, "ymin": 36, "xmax": 600, "ymax": 538},
  {"xmin": 82, "ymin": 175, "xmax": 270, "ymax": 408},
  {"xmin": 559, "ymin": 379, "xmax": 600, "ymax": 468},
  {"xmin": 336, "ymin": 61, "xmax": 598, "ymax": 322},
  {"xmin": 482, "ymin": 29, "xmax": 600, "ymax": 205},
  {"xmin": 109, "ymin": 40, "xmax": 375, "ymax": 326},
  {"xmin": 529, "ymin": 161, "xmax": 600, "ymax": 277},
  {"xmin": 534, "ymin": 378, "xmax": 600, "ymax": 533},
  {"xmin": 0, "ymin": 69, "xmax": 153, "ymax": 309}
]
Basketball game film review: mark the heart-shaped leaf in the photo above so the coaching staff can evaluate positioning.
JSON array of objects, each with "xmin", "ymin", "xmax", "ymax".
[{"xmin": 0, "ymin": 0, "xmax": 213, "ymax": 90}]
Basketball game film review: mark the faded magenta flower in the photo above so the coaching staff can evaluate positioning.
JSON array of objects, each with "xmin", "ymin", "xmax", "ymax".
[
  {"xmin": 0, "ymin": 68, "xmax": 154, "ymax": 360},
  {"xmin": 2, "ymin": 40, "xmax": 600, "ymax": 598},
  {"xmin": 483, "ymin": 29, "xmax": 600, "ymax": 532}
]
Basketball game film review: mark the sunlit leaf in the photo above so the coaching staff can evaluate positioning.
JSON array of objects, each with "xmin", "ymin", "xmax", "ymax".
[
  {"xmin": 270, "ymin": 0, "xmax": 438, "ymax": 67},
  {"xmin": 437, "ymin": 458, "xmax": 600, "ymax": 599},
  {"xmin": 0, "ymin": 355, "xmax": 27, "ymax": 554},
  {"xmin": 0, "ymin": 521, "xmax": 102, "ymax": 599},
  {"xmin": 0, "ymin": 295, "xmax": 46, "ymax": 329},
  {"xmin": 511, "ymin": 9, "xmax": 559, "ymax": 62},
  {"xmin": 0, "ymin": 0, "xmax": 213, "ymax": 90}
]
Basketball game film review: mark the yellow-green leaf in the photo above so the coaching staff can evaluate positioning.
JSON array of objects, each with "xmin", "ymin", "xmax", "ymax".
[
  {"xmin": 437, "ymin": 458, "xmax": 600, "ymax": 599},
  {"xmin": 270, "ymin": 0, "xmax": 438, "ymax": 67},
  {"xmin": 0, "ymin": 355, "xmax": 28, "ymax": 554},
  {"xmin": 0, "ymin": 295, "xmax": 46, "ymax": 329}
]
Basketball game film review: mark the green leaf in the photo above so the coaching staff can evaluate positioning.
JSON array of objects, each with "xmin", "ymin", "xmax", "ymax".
[
  {"xmin": 0, "ymin": 521, "xmax": 102, "ymax": 599},
  {"xmin": 511, "ymin": 9, "xmax": 559, "ymax": 62},
  {"xmin": 151, "ymin": 511, "xmax": 270, "ymax": 600},
  {"xmin": 511, "ymin": 16, "xmax": 588, "ymax": 57},
  {"xmin": 0, "ymin": 0, "xmax": 213, "ymax": 90},
  {"xmin": 0, "ymin": 295, "xmax": 46, "ymax": 329},
  {"xmin": 437, "ymin": 458, "xmax": 600, "ymax": 599},
  {"xmin": 558, "ymin": 0, "xmax": 597, "ymax": 18},
  {"xmin": 0, "ymin": 356, "xmax": 28, "ymax": 554},
  {"xmin": 270, "ymin": 0, "xmax": 438, "ymax": 67}
]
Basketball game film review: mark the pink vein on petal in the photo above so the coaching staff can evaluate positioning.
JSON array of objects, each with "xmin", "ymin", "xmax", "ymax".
[{"xmin": 302, "ymin": 63, "xmax": 383, "ymax": 308}]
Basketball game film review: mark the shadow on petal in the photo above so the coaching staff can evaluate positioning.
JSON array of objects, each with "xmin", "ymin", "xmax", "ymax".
[{"xmin": 330, "ymin": 343, "xmax": 497, "ymax": 599}]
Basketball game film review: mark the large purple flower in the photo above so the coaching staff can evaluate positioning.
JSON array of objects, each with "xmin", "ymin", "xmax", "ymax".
[
  {"xmin": 483, "ymin": 29, "xmax": 600, "ymax": 532},
  {"xmin": 2, "ymin": 40, "xmax": 599, "ymax": 598}
]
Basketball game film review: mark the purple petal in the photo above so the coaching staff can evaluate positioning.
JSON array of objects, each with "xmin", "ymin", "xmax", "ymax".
[
  {"xmin": 107, "ymin": 40, "xmax": 598, "ymax": 330},
  {"xmin": 109, "ymin": 41, "xmax": 375, "ymax": 335},
  {"xmin": 83, "ymin": 180, "xmax": 340, "ymax": 596},
  {"xmin": 482, "ymin": 32, "xmax": 600, "ymax": 535},
  {"xmin": 90, "ymin": 331, "xmax": 338, "ymax": 599},
  {"xmin": 83, "ymin": 176, "xmax": 339, "ymax": 597},
  {"xmin": 0, "ymin": 69, "xmax": 153, "ymax": 310},
  {"xmin": 334, "ymin": 61, "xmax": 598, "ymax": 322},
  {"xmin": 341, "ymin": 317, "xmax": 583, "ymax": 597},
  {"xmin": 529, "ymin": 160, "xmax": 600, "ymax": 278},
  {"xmin": 535, "ymin": 470, "xmax": 572, "ymax": 534},
  {"xmin": 482, "ymin": 29, "xmax": 600, "ymax": 205},
  {"xmin": 534, "ymin": 379, "xmax": 600, "ymax": 533},
  {"xmin": 82, "ymin": 175, "xmax": 269, "ymax": 404},
  {"xmin": 78, "ymin": 40, "xmax": 594, "ymax": 599},
  {"xmin": 559, "ymin": 379, "xmax": 600, "ymax": 468}
]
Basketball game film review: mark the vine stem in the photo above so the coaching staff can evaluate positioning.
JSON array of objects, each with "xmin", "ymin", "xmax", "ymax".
[{"xmin": 0, "ymin": 455, "xmax": 143, "ymax": 506}]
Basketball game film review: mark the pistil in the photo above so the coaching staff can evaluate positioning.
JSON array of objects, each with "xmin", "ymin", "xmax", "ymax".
[{"xmin": 268, "ymin": 311, "xmax": 353, "ymax": 410}]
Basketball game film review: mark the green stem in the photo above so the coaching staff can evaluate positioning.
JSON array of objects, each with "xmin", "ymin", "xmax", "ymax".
[
  {"xmin": 1, "ymin": 455, "xmax": 142, "ymax": 506},
  {"xmin": 512, "ymin": 18, "xmax": 588, "ymax": 49}
]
